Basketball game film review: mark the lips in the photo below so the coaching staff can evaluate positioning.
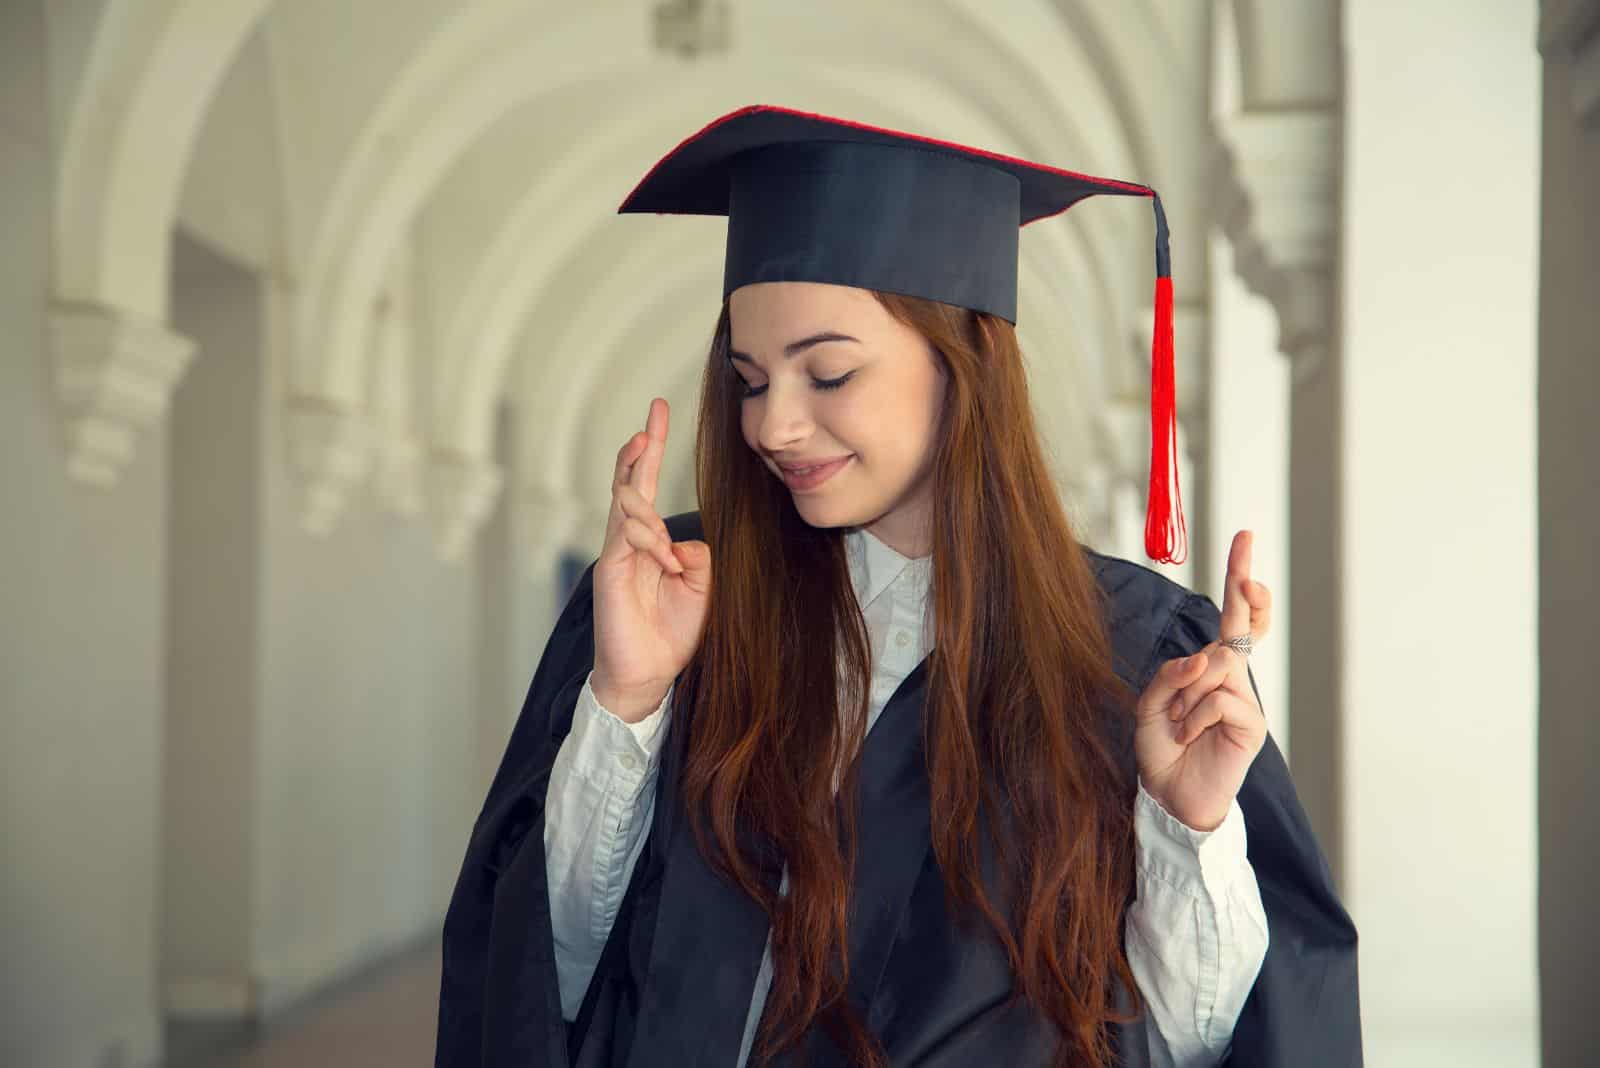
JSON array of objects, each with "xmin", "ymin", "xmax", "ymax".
[
  {"xmin": 777, "ymin": 457, "xmax": 851, "ymax": 473},
  {"xmin": 777, "ymin": 455, "xmax": 852, "ymax": 491}
]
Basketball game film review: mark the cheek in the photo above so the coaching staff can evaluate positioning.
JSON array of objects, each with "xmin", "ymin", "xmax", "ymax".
[
  {"xmin": 885, "ymin": 374, "xmax": 940, "ymax": 436},
  {"xmin": 875, "ymin": 373, "xmax": 943, "ymax": 474},
  {"xmin": 739, "ymin": 404, "xmax": 760, "ymax": 454}
]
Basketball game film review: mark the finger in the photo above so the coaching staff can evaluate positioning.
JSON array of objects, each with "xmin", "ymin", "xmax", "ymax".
[
  {"xmin": 613, "ymin": 431, "xmax": 647, "ymax": 489},
  {"xmin": 670, "ymin": 539, "xmax": 713, "ymax": 592},
  {"xmin": 607, "ymin": 435, "xmax": 643, "ymax": 540},
  {"xmin": 615, "ymin": 482, "xmax": 671, "ymax": 543},
  {"xmin": 1180, "ymin": 687, "xmax": 1263, "ymax": 746},
  {"xmin": 631, "ymin": 398, "xmax": 669, "ymax": 505},
  {"xmin": 1139, "ymin": 651, "xmax": 1210, "ymax": 717},
  {"xmin": 621, "ymin": 516, "xmax": 683, "ymax": 574},
  {"xmin": 671, "ymin": 538, "xmax": 710, "ymax": 574},
  {"xmin": 620, "ymin": 515, "xmax": 675, "ymax": 572},
  {"xmin": 1244, "ymin": 579, "xmax": 1273, "ymax": 641},
  {"xmin": 599, "ymin": 499, "xmax": 644, "ymax": 565},
  {"xmin": 1219, "ymin": 530, "xmax": 1253, "ymax": 641},
  {"xmin": 1176, "ymin": 690, "xmax": 1229, "ymax": 745},
  {"xmin": 1169, "ymin": 644, "xmax": 1253, "ymax": 720}
]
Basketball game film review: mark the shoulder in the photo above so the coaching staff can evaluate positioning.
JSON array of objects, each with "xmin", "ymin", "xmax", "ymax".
[{"xmin": 1077, "ymin": 544, "xmax": 1222, "ymax": 691}]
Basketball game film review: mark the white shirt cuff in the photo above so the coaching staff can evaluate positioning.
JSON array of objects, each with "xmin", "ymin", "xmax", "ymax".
[
  {"xmin": 1135, "ymin": 777, "xmax": 1250, "ymax": 898},
  {"xmin": 567, "ymin": 672, "xmax": 674, "ymax": 796}
]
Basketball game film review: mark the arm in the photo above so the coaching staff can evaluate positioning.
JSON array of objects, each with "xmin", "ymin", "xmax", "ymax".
[
  {"xmin": 544, "ymin": 670, "xmax": 674, "ymax": 1021},
  {"xmin": 1093, "ymin": 570, "xmax": 1362, "ymax": 1067},
  {"xmin": 1127, "ymin": 777, "xmax": 1269, "ymax": 1068}
]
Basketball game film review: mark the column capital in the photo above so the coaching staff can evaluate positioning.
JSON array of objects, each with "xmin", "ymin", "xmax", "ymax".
[
  {"xmin": 285, "ymin": 394, "xmax": 371, "ymax": 536},
  {"xmin": 1093, "ymin": 397, "xmax": 1197, "ymax": 489},
  {"xmin": 1217, "ymin": 110, "xmax": 1338, "ymax": 274},
  {"xmin": 1273, "ymin": 267, "xmax": 1335, "ymax": 385},
  {"xmin": 49, "ymin": 302, "xmax": 196, "ymax": 486},
  {"xmin": 1540, "ymin": 0, "xmax": 1600, "ymax": 130},
  {"xmin": 372, "ymin": 430, "xmax": 424, "ymax": 518},
  {"xmin": 1093, "ymin": 399, "xmax": 1147, "ymax": 489},
  {"xmin": 1062, "ymin": 462, "xmax": 1114, "ymax": 546},
  {"xmin": 425, "ymin": 450, "xmax": 504, "ymax": 563},
  {"xmin": 1215, "ymin": 108, "xmax": 1339, "ymax": 379},
  {"xmin": 523, "ymin": 486, "xmax": 586, "ymax": 578},
  {"xmin": 369, "ymin": 254, "xmax": 422, "ymax": 518}
]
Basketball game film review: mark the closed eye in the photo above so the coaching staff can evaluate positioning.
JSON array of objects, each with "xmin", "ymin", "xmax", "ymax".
[{"xmin": 737, "ymin": 371, "xmax": 856, "ymax": 399}]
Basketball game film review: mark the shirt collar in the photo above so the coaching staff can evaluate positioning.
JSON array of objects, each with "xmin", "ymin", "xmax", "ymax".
[{"xmin": 844, "ymin": 526, "xmax": 933, "ymax": 609}]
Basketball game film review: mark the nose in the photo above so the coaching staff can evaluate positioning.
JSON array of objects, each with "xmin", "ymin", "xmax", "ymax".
[{"xmin": 754, "ymin": 380, "xmax": 813, "ymax": 454}]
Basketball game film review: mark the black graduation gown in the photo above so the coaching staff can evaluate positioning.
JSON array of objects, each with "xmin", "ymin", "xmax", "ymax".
[{"xmin": 435, "ymin": 510, "xmax": 1362, "ymax": 1067}]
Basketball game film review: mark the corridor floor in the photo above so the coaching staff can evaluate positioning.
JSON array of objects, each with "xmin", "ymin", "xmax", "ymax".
[{"xmin": 193, "ymin": 939, "xmax": 442, "ymax": 1068}]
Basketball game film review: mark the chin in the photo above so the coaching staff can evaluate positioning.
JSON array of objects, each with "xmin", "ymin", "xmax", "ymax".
[{"xmin": 790, "ymin": 492, "xmax": 871, "ymax": 530}]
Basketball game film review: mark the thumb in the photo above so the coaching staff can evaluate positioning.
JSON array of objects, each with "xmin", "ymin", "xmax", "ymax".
[{"xmin": 671, "ymin": 539, "xmax": 712, "ymax": 578}]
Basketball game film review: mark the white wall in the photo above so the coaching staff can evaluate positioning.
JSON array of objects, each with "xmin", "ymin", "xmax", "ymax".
[
  {"xmin": 161, "ymin": 222, "xmax": 493, "ymax": 1035},
  {"xmin": 1, "ymin": 7, "xmax": 166, "ymax": 1064},
  {"xmin": 163, "ymin": 234, "xmax": 262, "ymax": 1017},
  {"xmin": 1, "ymin": 14, "xmax": 532, "ymax": 1061},
  {"xmin": 1205, "ymin": 230, "xmax": 1291, "ymax": 755},
  {"xmin": 6, "ymin": 2, "xmax": 1567, "ymax": 1064},
  {"xmin": 1344, "ymin": 0, "xmax": 1541, "ymax": 1063},
  {"xmin": 250, "ymin": 275, "xmax": 484, "ymax": 1014}
]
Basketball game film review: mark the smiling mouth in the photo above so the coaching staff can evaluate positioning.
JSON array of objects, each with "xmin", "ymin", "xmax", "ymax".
[{"xmin": 777, "ymin": 455, "xmax": 853, "ymax": 490}]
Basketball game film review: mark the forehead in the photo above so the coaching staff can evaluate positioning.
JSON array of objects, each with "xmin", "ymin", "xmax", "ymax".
[{"xmin": 728, "ymin": 281, "xmax": 887, "ymax": 344}]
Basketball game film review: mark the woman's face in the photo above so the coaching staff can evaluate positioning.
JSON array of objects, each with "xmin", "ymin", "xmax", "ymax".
[{"xmin": 728, "ymin": 281, "xmax": 947, "ymax": 557}]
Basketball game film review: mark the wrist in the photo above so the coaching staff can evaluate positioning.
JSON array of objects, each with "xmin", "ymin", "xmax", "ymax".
[
  {"xmin": 1137, "ymin": 776, "xmax": 1226, "ymax": 835},
  {"xmin": 589, "ymin": 671, "xmax": 671, "ymax": 724}
]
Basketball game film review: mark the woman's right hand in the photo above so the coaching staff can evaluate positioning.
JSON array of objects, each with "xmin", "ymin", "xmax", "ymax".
[{"xmin": 590, "ymin": 397, "xmax": 712, "ymax": 723}]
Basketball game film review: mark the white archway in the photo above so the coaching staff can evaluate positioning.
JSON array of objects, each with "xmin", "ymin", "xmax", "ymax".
[
  {"xmin": 291, "ymin": 0, "xmax": 1152, "ymax": 429},
  {"xmin": 53, "ymin": 0, "xmax": 272, "ymax": 320}
]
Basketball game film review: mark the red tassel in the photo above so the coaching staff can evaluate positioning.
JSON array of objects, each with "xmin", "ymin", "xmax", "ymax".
[{"xmin": 1144, "ymin": 277, "xmax": 1188, "ymax": 565}]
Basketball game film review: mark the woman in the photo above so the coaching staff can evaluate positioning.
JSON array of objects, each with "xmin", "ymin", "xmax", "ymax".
[{"xmin": 436, "ymin": 106, "xmax": 1361, "ymax": 1068}]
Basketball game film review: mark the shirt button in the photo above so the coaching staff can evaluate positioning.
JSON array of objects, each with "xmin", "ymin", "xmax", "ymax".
[
  {"xmin": 619, "ymin": 753, "xmax": 638, "ymax": 771},
  {"xmin": 895, "ymin": 631, "xmax": 910, "ymax": 648}
]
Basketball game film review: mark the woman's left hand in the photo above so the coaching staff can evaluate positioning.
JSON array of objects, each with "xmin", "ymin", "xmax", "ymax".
[{"xmin": 1133, "ymin": 530, "xmax": 1272, "ymax": 832}]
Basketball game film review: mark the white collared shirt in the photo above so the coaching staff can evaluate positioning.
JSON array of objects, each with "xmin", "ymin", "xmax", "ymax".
[{"xmin": 543, "ymin": 527, "xmax": 1268, "ymax": 1067}]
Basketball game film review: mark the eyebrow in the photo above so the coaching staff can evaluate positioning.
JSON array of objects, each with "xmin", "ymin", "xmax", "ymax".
[{"xmin": 727, "ymin": 331, "xmax": 861, "ymax": 365}]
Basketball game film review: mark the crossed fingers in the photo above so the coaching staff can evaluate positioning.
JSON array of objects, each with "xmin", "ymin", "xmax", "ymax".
[{"xmin": 607, "ymin": 399, "xmax": 681, "ymax": 574}]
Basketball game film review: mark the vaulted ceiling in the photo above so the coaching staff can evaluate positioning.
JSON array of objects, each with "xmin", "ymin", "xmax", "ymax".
[{"xmin": 51, "ymin": 0, "xmax": 1237, "ymax": 553}]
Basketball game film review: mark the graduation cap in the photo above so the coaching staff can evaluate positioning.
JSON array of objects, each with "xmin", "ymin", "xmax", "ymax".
[{"xmin": 618, "ymin": 104, "xmax": 1186, "ymax": 566}]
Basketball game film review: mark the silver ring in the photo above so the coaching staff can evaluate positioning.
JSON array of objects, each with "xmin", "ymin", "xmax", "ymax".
[{"xmin": 1220, "ymin": 634, "xmax": 1253, "ymax": 658}]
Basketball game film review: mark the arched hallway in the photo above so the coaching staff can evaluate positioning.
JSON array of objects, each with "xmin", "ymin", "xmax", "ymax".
[{"xmin": 3, "ymin": 1, "xmax": 1592, "ymax": 1065}]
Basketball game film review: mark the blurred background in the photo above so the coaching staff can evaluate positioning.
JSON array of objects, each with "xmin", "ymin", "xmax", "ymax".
[{"xmin": 2, "ymin": 0, "xmax": 1592, "ymax": 1065}]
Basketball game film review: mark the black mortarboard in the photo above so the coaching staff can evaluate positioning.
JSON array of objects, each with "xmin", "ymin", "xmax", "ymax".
[{"xmin": 618, "ymin": 104, "xmax": 1186, "ymax": 565}]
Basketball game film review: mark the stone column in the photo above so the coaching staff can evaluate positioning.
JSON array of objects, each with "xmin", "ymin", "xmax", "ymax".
[
  {"xmin": 370, "ymin": 248, "xmax": 424, "ymax": 519},
  {"xmin": 1212, "ymin": 0, "xmax": 1344, "ymax": 881},
  {"xmin": 1536, "ymin": 2, "xmax": 1600, "ymax": 1062},
  {"xmin": 1340, "ymin": 0, "xmax": 1539, "ymax": 1059},
  {"xmin": 270, "ymin": 268, "xmax": 372, "ymax": 538},
  {"xmin": 1204, "ymin": 222, "xmax": 1291, "ymax": 754}
]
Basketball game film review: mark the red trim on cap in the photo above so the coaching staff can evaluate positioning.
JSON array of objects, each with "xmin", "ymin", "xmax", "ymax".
[{"xmin": 618, "ymin": 103, "xmax": 1154, "ymax": 213}]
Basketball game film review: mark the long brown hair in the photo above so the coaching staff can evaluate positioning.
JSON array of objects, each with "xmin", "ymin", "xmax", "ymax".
[{"xmin": 676, "ymin": 290, "xmax": 1144, "ymax": 1068}]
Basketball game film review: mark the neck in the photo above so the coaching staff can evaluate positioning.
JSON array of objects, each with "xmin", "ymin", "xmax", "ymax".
[{"xmin": 863, "ymin": 513, "xmax": 932, "ymax": 559}]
